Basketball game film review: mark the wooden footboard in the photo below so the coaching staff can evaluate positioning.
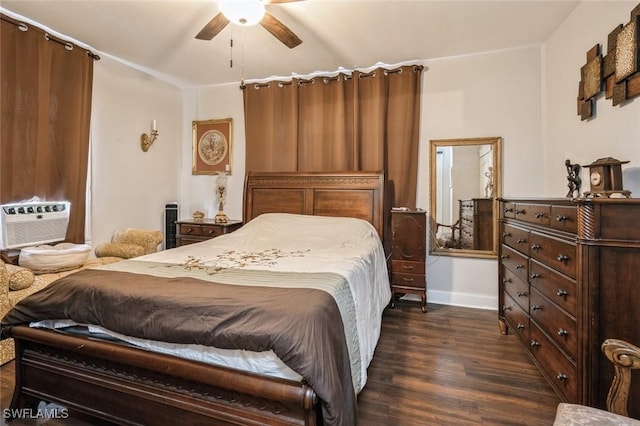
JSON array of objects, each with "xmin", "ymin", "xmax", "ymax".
[{"xmin": 8, "ymin": 326, "xmax": 320, "ymax": 425}]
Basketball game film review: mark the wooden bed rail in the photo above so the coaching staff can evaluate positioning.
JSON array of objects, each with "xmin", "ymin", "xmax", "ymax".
[{"xmin": 8, "ymin": 326, "xmax": 319, "ymax": 425}]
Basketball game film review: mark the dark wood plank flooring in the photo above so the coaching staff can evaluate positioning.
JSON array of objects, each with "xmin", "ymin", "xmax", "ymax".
[{"xmin": 0, "ymin": 302, "xmax": 560, "ymax": 425}]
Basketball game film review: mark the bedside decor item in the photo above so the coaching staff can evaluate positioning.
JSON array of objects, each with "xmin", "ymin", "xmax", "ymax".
[
  {"xmin": 140, "ymin": 119, "xmax": 159, "ymax": 152},
  {"xmin": 192, "ymin": 118, "xmax": 232, "ymax": 175},
  {"xmin": 214, "ymin": 171, "xmax": 229, "ymax": 224},
  {"xmin": 565, "ymin": 159, "xmax": 582, "ymax": 198},
  {"xmin": 584, "ymin": 157, "xmax": 631, "ymax": 197},
  {"xmin": 192, "ymin": 210, "xmax": 205, "ymax": 222}
]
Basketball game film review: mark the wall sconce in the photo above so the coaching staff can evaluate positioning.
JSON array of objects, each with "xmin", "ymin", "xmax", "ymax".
[
  {"xmin": 214, "ymin": 171, "xmax": 229, "ymax": 224},
  {"xmin": 140, "ymin": 119, "xmax": 159, "ymax": 152}
]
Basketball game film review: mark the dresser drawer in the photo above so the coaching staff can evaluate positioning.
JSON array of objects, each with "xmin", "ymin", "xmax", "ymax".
[
  {"xmin": 530, "ymin": 287, "xmax": 577, "ymax": 360},
  {"xmin": 502, "ymin": 223, "xmax": 529, "ymax": 256},
  {"xmin": 391, "ymin": 260, "xmax": 425, "ymax": 275},
  {"xmin": 530, "ymin": 323, "xmax": 578, "ymax": 402},
  {"xmin": 503, "ymin": 267, "xmax": 529, "ymax": 311},
  {"xmin": 179, "ymin": 224, "xmax": 202, "ymax": 236},
  {"xmin": 503, "ymin": 292, "xmax": 529, "ymax": 342},
  {"xmin": 391, "ymin": 272, "xmax": 425, "ymax": 289},
  {"xmin": 529, "ymin": 232, "xmax": 576, "ymax": 279},
  {"xmin": 529, "ymin": 259, "xmax": 577, "ymax": 316},
  {"xmin": 500, "ymin": 245, "xmax": 528, "ymax": 282},
  {"xmin": 550, "ymin": 205, "xmax": 578, "ymax": 234},
  {"xmin": 514, "ymin": 203, "xmax": 551, "ymax": 226}
]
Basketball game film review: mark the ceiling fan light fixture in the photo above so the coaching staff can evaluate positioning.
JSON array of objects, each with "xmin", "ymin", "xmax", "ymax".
[{"xmin": 219, "ymin": 0, "xmax": 266, "ymax": 26}]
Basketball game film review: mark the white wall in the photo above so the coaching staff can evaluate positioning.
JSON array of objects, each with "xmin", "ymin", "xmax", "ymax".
[
  {"xmin": 418, "ymin": 46, "xmax": 545, "ymax": 309},
  {"xmin": 90, "ymin": 56, "xmax": 182, "ymax": 248},
  {"xmin": 179, "ymin": 84, "xmax": 246, "ymax": 223},
  {"xmin": 544, "ymin": 0, "xmax": 640, "ymax": 195}
]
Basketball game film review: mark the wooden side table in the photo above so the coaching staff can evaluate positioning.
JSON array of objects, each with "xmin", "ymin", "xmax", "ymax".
[
  {"xmin": 175, "ymin": 219, "xmax": 242, "ymax": 247},
  {"xmin": 389, "ymin": 210, "xmax": 427, "ymax": 312}
]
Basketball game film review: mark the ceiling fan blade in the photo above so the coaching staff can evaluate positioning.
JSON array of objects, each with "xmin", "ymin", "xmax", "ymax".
[
  {"xmin": 195, "ymin": 12, "xmax": 230, "ymax": 40},
  {"xmin": 260, "ymin": 11, "xmax": 302, "ymax": 48}
]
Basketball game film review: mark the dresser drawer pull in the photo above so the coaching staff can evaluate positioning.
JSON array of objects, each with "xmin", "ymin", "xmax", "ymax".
[
  {"xmin": 185, "ymin": 228, "xmax": 193, "ymax": 234},
  {"xmin": 530, "ymin": 273, "xmax": 539, "ymax": 280},
  {"xmin": 504, "ymin": 207, "xmax": 514, "ymax": 213},
  {"xmin": 516, "ymin": 291, "xmax": 527, "ymax": 297},
  {"xmin": 516, "ymin": 239, "xmax": 526, "ymax": 244},
  {"xmin": 515, "ymin": 209, "xmax": 525, "ymax": 215},
  {"xmin": 503, "ymin": 305, "xmax": 512, "ymax": 312},
  {"xmin": 556, "ymin": 215, "xmax": 568, "ymax": 222},
  {"xmin": 556, "ymin": 254, "xmax": 569, "ymax": 263},
  {"xmin": 402, "ymin": 265, "xmax": 415, "ymax": 271},
  {"xmin": 556, "ymin": 373, "xmax": 568, "ymax": 381},
  {"xmin": 556, "ymin": 289, "xmax": 568, "ymax": 297},
  {"xmin": 517, "ymin": 323, "xmax": 525, "ymax": 329},
  {"xmin": 502, "ymin": 278, "xmax": 512, "ymax": 284},
  {"xmin": 402, "ymin": 277, "xmax": 415, "ymax": 283},
  {"xmin": 557, "ymin": 328, "xmax": 569, "ymax": 337},
  {"xmin": 534, "ymin": 212, "xmax": 545, "ymax": 219},
  {"xmin": 530, "ymin": 305, "xmax": 541, "ymax": 311},
  {"xmin": 531, "ymin": 244, "xmax": 540, "ymax": 251},
  {"xmin": 502, "ymin": 232, "xmax": 511, "ymax": 238},
  {"xmin": 515, "ymin": 264, "xmax": 524, "ymax": 270},
  {"xmin": 501, "ymin": 255, "xmax": 509, "ymax": 259},
  {"xmin": 207, "ymin": 229, "xmax": 216, "ymax": 235},
  {"xmin": 530, "ymin": 340, "xmax": 541, "ymax": 347}
]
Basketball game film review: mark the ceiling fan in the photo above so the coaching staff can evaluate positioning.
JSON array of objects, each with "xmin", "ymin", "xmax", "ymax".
[{"xmin": 195, "ymin": 0, "xmax": 304, "ymax": 49}]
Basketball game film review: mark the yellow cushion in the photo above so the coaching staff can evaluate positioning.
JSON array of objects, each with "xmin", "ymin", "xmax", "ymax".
[
  {"xmin": 5, "ymin": 264, "xmax": 34, "ymax": 291},
  {"xmin": 95, "ymin": 243, "xmax": 145, "ymax": 259}
]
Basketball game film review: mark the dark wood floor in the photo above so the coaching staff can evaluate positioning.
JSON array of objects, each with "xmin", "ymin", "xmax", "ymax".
[{"xmin": 1, "ymin": 302, "xmax": 560, "ymax": 425}]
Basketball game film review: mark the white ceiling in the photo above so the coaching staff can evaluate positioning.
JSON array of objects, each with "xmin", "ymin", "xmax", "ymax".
[{"xmin": 0, "ymin": 0, "xmax": 580, "ymax": 88}]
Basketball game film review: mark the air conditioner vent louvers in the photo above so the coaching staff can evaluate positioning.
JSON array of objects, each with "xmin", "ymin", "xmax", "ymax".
[{"xmin": 0, "ymin": 201, "xmax": 70, "ymax": 249}]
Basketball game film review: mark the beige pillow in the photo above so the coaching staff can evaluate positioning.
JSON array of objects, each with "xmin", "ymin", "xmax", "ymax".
[
  {"xmin": 6, "ymin": 264, "xmax": 35, "ymax": 291},
  {"xmin": 95, "ymin": 242, "xmax": 145, "ymax": 259},
  {"xmin": 0, "ymin": 260, "xmax": 9, "ymax": 294}
]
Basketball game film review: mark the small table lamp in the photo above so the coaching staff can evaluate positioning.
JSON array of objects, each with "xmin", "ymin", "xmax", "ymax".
[{"xmin": 215, "ymin": 172, "xmax": 229, "ymax": 223}]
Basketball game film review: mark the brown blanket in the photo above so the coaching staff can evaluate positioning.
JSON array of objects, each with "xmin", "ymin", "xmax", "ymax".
[{"xmin": 1, "ymin": 268, "xmax": 356, "ymax": 426}]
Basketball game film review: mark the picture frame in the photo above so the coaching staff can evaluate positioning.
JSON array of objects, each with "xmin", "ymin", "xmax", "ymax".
[{"xmin": 192, "ymin": 118, "xmax": 232, "ymax": 175}]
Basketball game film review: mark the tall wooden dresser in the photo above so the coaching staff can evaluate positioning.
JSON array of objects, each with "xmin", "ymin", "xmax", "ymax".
[
  {"xmin": 498, "ymin": 198, "xmax": 640, "ymax": 418},
  {"xmin": 390, "ymin": 210, "xmax": 427, "ymax": 312},
  {"xmin": 459, "ymin": 198, "xmax": 493, "ymax": 250}
]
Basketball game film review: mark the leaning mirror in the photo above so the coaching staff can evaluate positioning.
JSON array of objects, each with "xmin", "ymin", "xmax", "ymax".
[{"xmin": 429, "ymin": 137, "xmax": 502, "ymax": 258}]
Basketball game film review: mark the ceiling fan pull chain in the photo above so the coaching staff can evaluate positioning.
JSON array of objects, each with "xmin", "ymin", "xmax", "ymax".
[{"xmin": 230, "ymin": 37, "xmax": 234, "ymax": 68}]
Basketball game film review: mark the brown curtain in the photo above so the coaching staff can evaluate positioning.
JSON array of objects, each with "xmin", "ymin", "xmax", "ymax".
[
  {"xmin": 1, "ymin": 14, "xmax": 96, "ymax": 243},
  {"xmin": 243, "ymin": 65, "xmax": 423, "ymax": 207}
]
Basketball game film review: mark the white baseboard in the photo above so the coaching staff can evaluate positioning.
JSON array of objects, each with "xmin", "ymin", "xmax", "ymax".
[{"xmin": 425, "ymin": 289, "xmax": 497, "ymax": 310}]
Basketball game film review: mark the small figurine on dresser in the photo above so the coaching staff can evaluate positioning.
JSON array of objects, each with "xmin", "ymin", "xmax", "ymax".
[{"xmin": 565, "ymin": 159, "xmax": 582, "ymax": 198}]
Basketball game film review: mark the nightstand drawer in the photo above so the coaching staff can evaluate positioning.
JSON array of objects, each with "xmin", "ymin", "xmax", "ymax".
[
  {"xmin": 391, "ymin": 260, "xmax": 425, "ymax": 275},
  {"xmin": 201, "ymin": 225, "xmax": 224, "ymax": 238},
  {"xmin": 179, "ymin": 224, "xmax": 202, "ymax": 236},
  {"xmin": 391, "ymin": 272, "xmax": 425, "ymax": 289}
]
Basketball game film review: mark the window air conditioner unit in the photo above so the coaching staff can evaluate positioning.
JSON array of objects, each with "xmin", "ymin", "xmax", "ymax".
[{"xmin": 0, "ymin": 201, "xmax": 70, "ymax": 249}]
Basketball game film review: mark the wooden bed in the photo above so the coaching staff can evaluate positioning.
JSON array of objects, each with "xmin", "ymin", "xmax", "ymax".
[{"xmin": 4, "ymin": 171, "xmax": 387, "ymax": 426}]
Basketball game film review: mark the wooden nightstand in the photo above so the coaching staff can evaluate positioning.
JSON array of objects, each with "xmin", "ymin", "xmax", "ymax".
[
  {"xmin": 389, "ymin": 210, "xmax": 427, "ymax": 312},
  {"xmin": 175, "ymin": 219, "xmax": 242, "ymax": 247}
]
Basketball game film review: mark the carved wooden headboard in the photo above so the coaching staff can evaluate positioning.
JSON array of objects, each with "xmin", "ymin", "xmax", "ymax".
[{"xmin": 243, "ymin": 171, "xmax": 386, "ymax": 240}]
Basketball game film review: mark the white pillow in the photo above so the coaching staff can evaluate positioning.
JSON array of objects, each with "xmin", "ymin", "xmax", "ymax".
[{"xmin": 19, "ymin": 243, "xmax": 91, "ymax": 273}]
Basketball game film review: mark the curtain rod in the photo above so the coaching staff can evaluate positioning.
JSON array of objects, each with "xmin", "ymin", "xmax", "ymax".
[
  {"xmin": 241, "ymin": 61, "xmax": 425, "ymax": 88},
  {"xmin": 1, "ymin": 13, "xmax": 100, "ymax": 60}
]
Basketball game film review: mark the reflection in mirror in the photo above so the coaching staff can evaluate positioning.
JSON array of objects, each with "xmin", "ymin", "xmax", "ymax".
[{"xmin": 429, "ymin": 137, "xmax": 502, "ymax": 258}]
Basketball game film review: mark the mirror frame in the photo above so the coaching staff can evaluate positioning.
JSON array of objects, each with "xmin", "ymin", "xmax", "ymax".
[{"xmin": 429, "ymin": 136, "xmax": 502, "ymax": 259}]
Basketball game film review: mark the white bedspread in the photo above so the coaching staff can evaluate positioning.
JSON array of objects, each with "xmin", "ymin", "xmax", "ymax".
[{"xmin": 33, "ymin": 213, "xmax": 391, "ymax": 392}]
